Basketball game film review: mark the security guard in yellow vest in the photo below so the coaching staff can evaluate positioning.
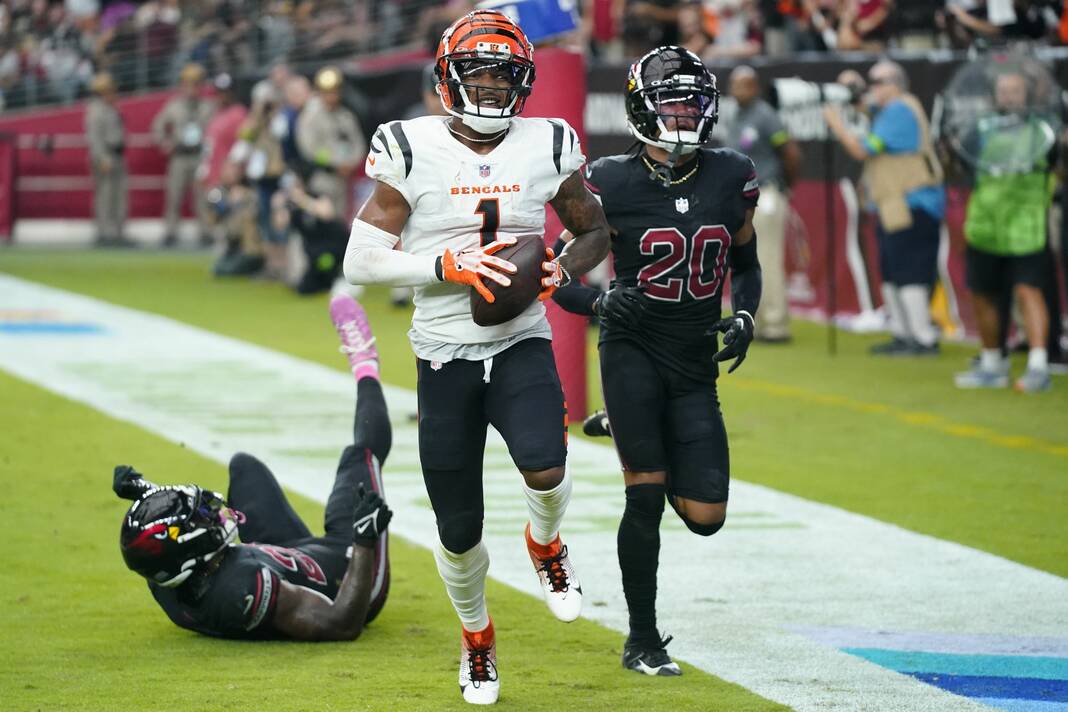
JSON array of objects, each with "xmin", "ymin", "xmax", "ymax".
[
  {"xmin": 296, "ymin": 66, "xmax": 365, "ymax": 219},
  {"xmin": 824, "ymin": 60, "xmax": 946, "ymax": 356},
  {"xmin": 85, "ymin": 72, "xmax": 131, "ymax": 247},
  {"xmin": 153, "ymin": 63, "xmax": 215, "ymax": 247}
]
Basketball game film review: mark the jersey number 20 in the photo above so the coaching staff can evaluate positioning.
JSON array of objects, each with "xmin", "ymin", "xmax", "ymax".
[{"xmin": 638, "ymin": 226, "xmax": 730, "ymax": 302}]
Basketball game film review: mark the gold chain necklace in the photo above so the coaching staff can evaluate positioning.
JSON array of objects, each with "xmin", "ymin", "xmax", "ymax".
[{"xmin": 642, "ymin": 154, "xmax": 699, "ymax": 185}]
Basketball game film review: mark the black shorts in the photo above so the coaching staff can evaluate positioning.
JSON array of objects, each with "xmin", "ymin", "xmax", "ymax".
[
  {"xmin": 600, "ymin": 338, "xmax": 729, "ymax": 504},
  {"xmin": 965, "ymin": 245, "xmax": 1049, "ymax": 294},
  {"xmin": 417, "ymin": 337, "xmax": 567, "ymax": 551},
  {"xmin": 876, "ymin": 208, "xmax": 940, "ymax": 287}
]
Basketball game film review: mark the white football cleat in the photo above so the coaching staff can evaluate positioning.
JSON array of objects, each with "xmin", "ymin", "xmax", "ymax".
[
  {"xmin": 459, "ymin": 620, "xmax": 499, "ymax": 705},
  {"xmin": 525, "ymin": 524, "xmax": 583, "ymax": 622}
]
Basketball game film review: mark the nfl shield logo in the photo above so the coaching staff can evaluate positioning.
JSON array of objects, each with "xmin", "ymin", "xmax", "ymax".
[
  {"xmin": 479, "ymin": 164, "xmax": 491, "ymax": 178},
  {"xmin": 675, "ymin": 197, "xmax": 689, "ymax": 214}
]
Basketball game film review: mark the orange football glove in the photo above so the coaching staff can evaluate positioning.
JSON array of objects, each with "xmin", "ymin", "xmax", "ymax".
[
  {"xmin": 539, "ymin": 247, "xmax": 570, "ymax": 301},
  {"xmin": 441, "ymin": 237, "xmax": 518, "ymax": 303}
]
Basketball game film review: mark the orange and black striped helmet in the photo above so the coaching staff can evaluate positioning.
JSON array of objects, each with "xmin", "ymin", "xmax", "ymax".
[{"xmin": 435, "ymin": 10, "xmax": 536, "ymax": 133}]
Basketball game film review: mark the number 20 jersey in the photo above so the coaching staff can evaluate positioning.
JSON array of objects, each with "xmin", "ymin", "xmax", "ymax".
[
  {"xmin": 586, "ymin": 148, "xmax": 759, "ymax": 382},
  {"xmin": 365, "ymin": 115, "xmax": 585, "ymax": 354}
]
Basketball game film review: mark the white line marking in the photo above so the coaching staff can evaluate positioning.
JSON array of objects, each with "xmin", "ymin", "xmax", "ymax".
[{"xmin": 2, "ymin": 273, "xmax": 1065, "ymax": 712}]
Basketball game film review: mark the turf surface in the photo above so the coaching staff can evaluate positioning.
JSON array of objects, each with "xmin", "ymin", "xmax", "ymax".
[{"xmin": 0, "ymin": 250, "xmax": 780, "ymax": 711}]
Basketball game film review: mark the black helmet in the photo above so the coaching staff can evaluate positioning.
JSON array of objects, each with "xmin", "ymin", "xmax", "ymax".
[
  {"xmin": 119, "ymin": 485, "xmax": 238, "ymax": 587},
  {"xmin": 625, "ymin": 46, "xmax": 719, "ymax": 154}
]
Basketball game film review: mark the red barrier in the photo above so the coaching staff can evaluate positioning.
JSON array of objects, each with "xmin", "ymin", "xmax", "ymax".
[
  {"xmin": 0, "ymin": 133, "xmax": 13, "ymax": 240},
  {"xmin": 0, "ymin": 91, "xmax": 175, "ymax": 221},
  {"xmin": 525, "ymin": 47, "xmax": 590, "ymax": 420}
]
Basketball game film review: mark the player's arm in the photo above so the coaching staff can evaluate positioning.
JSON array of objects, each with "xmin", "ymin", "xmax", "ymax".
[
  {"xmin": 541, "ymin": 171, "xmax": 610, "ymax": 299},
  {"xmin": 713, "ymin": 208, "xmax": 761, "ymax": 374},
  {"xmin": 347, "ymin": 181, "xmax": 516, "ymax": 301},
  {"xmin": 269, "ymin": 486, "xmax": 392, "ymax": 641},
  {"xmin": 550, "ymin": 231, "xmax": 645, "ymax": 328}
]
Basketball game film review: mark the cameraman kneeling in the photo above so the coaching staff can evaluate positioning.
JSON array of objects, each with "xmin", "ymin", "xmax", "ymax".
[{"xmin": 272, "ymin": 173, "xmax": 351, "ymax": 295}]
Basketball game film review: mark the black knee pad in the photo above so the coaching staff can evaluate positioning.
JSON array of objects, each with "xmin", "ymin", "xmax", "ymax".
[
  {"xmin": 680, "ymin": 516, "xmax": 725, "ymax": 537},
  {"xmin": 625, "ymin": 483, "xmax": 666, "ymax": 520},
  {"xmin": 437, "ymin": 512, "xmax": 483, "ymax": 555}
]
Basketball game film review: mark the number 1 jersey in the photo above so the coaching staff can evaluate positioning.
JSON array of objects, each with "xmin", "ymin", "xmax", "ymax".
[
  {"xmin": 586, "ymin": 148, "xmax": 759, "ymax": 382},
  {"xmin": 365, "ymin": 115, "xmax": 585, "ymax": 358}
]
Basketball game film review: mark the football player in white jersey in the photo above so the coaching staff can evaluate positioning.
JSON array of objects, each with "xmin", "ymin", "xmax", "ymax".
[{"xmin": 343, "ymin": 10, "xmax": 610, "ymax": 706}]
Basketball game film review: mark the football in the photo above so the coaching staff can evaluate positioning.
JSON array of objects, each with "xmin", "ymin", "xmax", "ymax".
[{"xmin": 470, "ymin": 234, "xmax": 546, "ymax": 327}]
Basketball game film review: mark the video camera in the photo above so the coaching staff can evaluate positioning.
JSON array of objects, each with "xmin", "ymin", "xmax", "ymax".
[{"xmin": 767, "ymin": 77, "xmax": 865, "ymax": 112}]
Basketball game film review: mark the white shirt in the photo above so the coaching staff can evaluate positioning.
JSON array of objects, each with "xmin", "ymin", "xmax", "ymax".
[{"xmin": 361, "ymin": 115, "xmax": 585, "ymax": 361}]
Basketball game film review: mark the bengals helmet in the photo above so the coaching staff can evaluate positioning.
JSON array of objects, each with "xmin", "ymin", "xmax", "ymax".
[
  {"xmin": 435, "ymin": 10, "xmax": 536, "ymax": 134},
  {"xmin": 625, "ymin": 46, "xmax": 720, "ymax": 154},
  {"xmin": 119, "ymin": 484, "xmax": 239, "ymax": 587}
]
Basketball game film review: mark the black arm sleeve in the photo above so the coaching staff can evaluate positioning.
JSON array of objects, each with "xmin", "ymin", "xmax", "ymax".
[
  {"xmin": 729, "ymin": 234, "xmax": 762, "ymax": 318},
  {"xmin": 551, "ymin": 236, "xmax": 603, "ymax": 316}
]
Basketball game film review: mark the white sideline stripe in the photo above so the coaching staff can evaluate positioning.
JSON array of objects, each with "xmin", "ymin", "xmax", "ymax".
[{"xmin": 2, "ymin": 273, "xmax": 1066, "ymax": 712}]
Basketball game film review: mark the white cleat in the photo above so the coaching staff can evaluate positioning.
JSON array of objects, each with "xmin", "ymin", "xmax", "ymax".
[
  {"xmin": 459, "ymin": 621, "xmax": 499, "ymax": 705},
  {"xmin": 525, "ymin": 524, "xmax": 583, "ymax": 622}
]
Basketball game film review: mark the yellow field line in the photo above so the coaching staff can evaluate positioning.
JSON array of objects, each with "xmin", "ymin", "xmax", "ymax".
[{"xmin": 732, "ymin": 378, "xmax": 1068, "ymax": 459}]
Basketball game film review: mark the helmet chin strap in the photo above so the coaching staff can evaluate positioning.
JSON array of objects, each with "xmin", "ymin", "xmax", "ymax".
[{"xmin": 649, "ymin": 142, "xmax": 685, "ymax": 188}]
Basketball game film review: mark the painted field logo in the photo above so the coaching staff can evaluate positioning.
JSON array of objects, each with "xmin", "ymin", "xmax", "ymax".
[{"xmin": 0, "ymin": 308, "xmax": 104, "ymax": 334}]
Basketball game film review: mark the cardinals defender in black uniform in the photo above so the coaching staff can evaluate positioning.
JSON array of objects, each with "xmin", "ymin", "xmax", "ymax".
[
  {"xmin": 114, "ymin": 294, "xmax": 393, "ymax": 640},
  {"xmin": 553, "ymin": 46, "xmax": 762, "ymax": 675}
]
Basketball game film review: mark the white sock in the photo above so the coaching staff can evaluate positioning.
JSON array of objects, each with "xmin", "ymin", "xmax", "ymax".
[
  {"xmin": 899, "ymin": 285, "xmax": 938, "ymax": 346},
  {"xmin": 1028, "ymin": 347, "xmax": 1048, "ymax": 372},
  {"xmin": 434, "ymin": 540, "xmax": 490, "ymax": 632},
  {"xmin": 881, "ymin": 284, "xmax": 908, "ymax": 340},
  {"xmin": 523, "ymin": 469, "xmax": 572, "ymax": 545},
  {"xmin": 980, "ymin": 348, "xmax": 1003, "ymax": 371}
]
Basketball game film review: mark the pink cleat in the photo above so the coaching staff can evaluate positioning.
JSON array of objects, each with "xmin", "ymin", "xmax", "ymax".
[{"xmin": 330, "ymin": 293, "xmax": 379, "ymax": 380}]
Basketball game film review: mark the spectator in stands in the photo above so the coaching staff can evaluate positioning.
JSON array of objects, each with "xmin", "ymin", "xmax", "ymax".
[
  {"xmin": 296, "ymin": 66, "xmax": 365, "ymax": 221},
  {"xmin": 37, "ymin": 3, "xmax": 91, "ymax": 103},
  {"xmin": 941, "ymin": 0, "xmax": 1050, "ymax": 47},
  {"xmin": 198, "ymin": 73, "xmax": 248, "ymax": 201},
  {"xmin": 134, "ymin": 0, "xmax": 181, "ymax": 88},
  {"xmin": 702, "ymin": 0, "xmax": 764, "ymax": 59},
  {"xmin": 153, "ymin": 62, "xmax": 215, "ymax": 248},
  {"xmin": 85, "ymin": 71, "xmax": 130, "ymax": 247},
  {"xmin": 824, "ymin": 60, "xmax": 945, "ymax": 356},
  {"xmin": 835, "ymin": 0, "xmax": 892, "ymax": 51},
  {"xmin": 583, "ymin": 0, "xmax": 625, "ymax": 59},
  {"xmin": 954, "ymin": 72, "xmax": 1057, "ymax": 392},
  {"xmin": 622, "ymin": 0, "xmax": 681, "ymax": 58},
  {"xmin": 719, "ymin": 65, "xmax": 801, "ymax": 341},
  {"xmin": 678, "ymin": 2, "xmax": 714, "ymax": 56}
]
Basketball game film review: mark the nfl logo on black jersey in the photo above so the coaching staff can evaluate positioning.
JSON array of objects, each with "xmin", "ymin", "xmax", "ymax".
[
  {"xmin": 479, "ymin": 164, "xmax": 492, "ymax": 178},
  {"xmin": 675, "ymin": 197, "xmax": 689, "ymax": 214}
]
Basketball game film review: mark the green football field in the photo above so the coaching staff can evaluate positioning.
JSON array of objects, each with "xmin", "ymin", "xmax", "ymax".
[{"xmin": 1, "ymin": 249, "xmax": 1066, "ymax": 711}]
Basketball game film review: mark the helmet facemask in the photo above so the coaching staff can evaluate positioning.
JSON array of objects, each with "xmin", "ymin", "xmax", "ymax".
[
  {"xmin": 625, "ymin": 46, "xmax": 720, "ymax": 156},
  {"xmin": 120, "ymin": 485, "xmax": 240, "ymax": 588},
  {"xmin": 439, "ymin": 53, "xmax": 535, "ymax": 134},
  {"xmin": 629, "ymin": 79, "xmax": 719, "ymax": 155}
]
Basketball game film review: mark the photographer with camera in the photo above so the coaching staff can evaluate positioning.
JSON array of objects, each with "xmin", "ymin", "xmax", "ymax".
[
  {"xmin": 272, "ymin": 171, "xmax": 350, "ymax": 295},
  {"xmin": 824, "ymin": 60, "xmax": 945, "ymax": 357}
]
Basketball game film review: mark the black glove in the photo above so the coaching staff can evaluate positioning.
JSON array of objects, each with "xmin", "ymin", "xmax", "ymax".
[
  {"xmin": 711, "ymin": 312, "xmax": 755, "ymax": 374},
  {"xmin": 113, "ymin": 465, "xmax": 158, "ymax": 500},
  {"xmin": 351, "ymin": 484, "xmax": 392, "ymax": 548},
  {"xmin": 595, "ymin": 286, "xmax": 645, "ymax": 330}
]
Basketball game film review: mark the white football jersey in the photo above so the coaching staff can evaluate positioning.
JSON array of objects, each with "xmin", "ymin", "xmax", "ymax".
[{"xmin": 365, "ymin": 115, "xmax": 585, "ymax": 355}]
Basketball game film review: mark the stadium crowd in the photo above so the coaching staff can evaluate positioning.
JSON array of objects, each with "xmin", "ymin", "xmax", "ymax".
[{"xmin": 7, "ymin": 0, "xmax": 1068, "ymax": 110}]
